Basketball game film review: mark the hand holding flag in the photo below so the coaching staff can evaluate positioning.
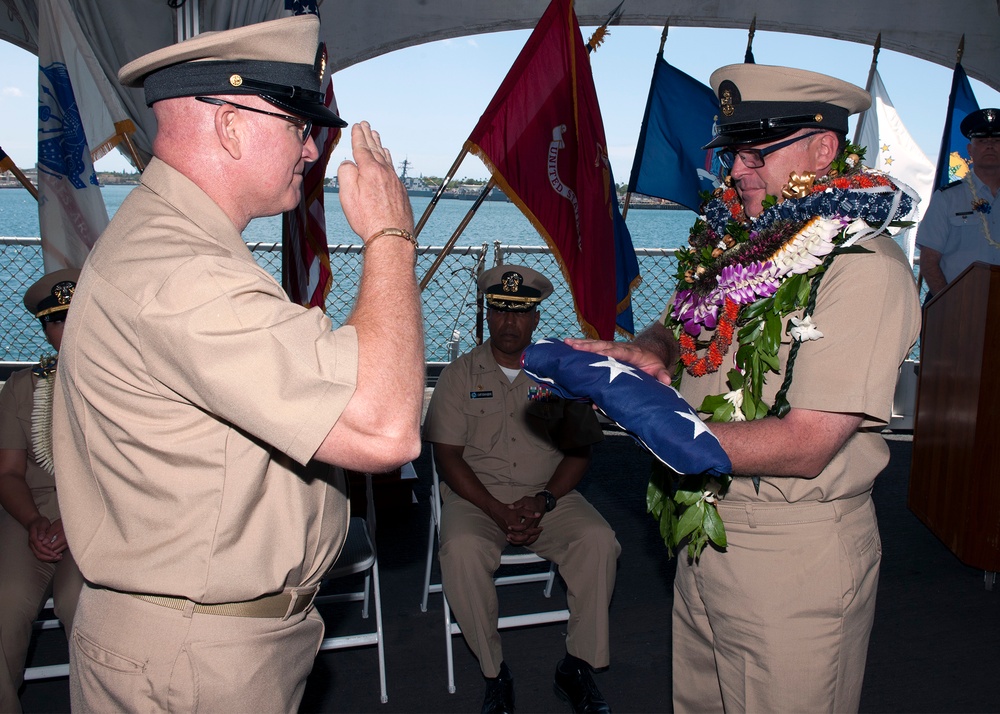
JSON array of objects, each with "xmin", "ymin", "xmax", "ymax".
[{"xmin": 522, "ymin": 337, "xmax": 734, "ymax": 560}]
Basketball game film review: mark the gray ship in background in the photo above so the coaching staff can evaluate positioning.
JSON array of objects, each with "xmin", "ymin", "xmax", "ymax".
[{"xmin": 325, "ymin": 159, "xmax": 508, "ymax": 201}]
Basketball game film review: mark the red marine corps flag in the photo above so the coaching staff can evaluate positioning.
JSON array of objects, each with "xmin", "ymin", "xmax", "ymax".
[
  {"xmin": 282, "ymin": 42, "xmax": 339, "ymax": 309},
  {"xmin": 465, "ymin": 0, "xmax": 639, "ymax": 340}
]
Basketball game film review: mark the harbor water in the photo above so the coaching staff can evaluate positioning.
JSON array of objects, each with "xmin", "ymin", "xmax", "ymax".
[
  {"xmin": 0, "ymin": 185, "xmax": 921, "ymax": 364},
  {"xmin": 0, "ymin": 185, "xmax": 697, "ymax": 248}
]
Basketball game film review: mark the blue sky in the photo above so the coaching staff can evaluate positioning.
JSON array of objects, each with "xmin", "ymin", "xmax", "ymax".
[{"xmin": 2, "ymin": 25, "xmax": 998, "ymax": 182}]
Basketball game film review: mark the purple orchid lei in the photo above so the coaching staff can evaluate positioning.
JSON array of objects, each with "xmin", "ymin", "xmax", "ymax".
[{"xmin": 671, "ymin": 167, "xmax": 914, "ymax": 338}]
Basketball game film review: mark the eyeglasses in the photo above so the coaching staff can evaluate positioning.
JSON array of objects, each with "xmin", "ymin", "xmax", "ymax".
[
  {"xmin": 719, "ymin": 131, "xmax": 823, "ymax": 171},
  {"xmin": 195, "ymin": 96, "xmax": 312, "ymax": 143}
]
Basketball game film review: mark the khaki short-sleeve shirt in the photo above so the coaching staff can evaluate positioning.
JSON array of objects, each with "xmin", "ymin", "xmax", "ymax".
[
  {"xmin": 53, "ymin": 158, "xmax": 356, "ymax": 602},
  {"xmin": 0, "ymin": 367, "xmax": 56, "ymax": 497},
  {"xmin": 423, "ymin": 340, "xmax": 603, "ymax": 501},
  {"xmin": 679, "ymin": 235, "xmax": 921, "ymax": 503}
]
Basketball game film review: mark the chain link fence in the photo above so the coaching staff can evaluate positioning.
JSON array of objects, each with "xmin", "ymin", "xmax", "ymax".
[
  {"xmin": 1, "ymin": 237, "xmax": 925, "ymax": 369},
  {"xmin": 0, "ymin": 237, "xmax": 680, "ymax": 367}
]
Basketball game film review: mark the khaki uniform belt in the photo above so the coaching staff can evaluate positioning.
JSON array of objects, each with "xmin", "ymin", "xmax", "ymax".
[
  {"xmin": 716, "ymin": 491, "xmax": 871, "ymax": 527},
  {"xmin": 128, "ymin": 586, "xmax": 318, "ymax": 618}
]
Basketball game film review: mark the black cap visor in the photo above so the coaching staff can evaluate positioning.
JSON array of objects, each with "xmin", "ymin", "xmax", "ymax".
[
  {"xmin": 143, "ymin": 59, "xmax": 347, "ymax": 128},
  {"xmin": 703, "ymin": 102, "xmax": 848, "ymax": 150}
]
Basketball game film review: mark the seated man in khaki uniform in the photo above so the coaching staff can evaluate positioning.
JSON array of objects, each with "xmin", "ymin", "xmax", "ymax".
[
  {"xmin": 0, "ymin": 270, "xmax": 85, "ymax": 713},
  {"xmin": 53, "ymin": 15, "xmax": 423, "ymax": 713},
  {"xmin": 424, "ymin": 265, "xmax": 620, "ymax": 714}
]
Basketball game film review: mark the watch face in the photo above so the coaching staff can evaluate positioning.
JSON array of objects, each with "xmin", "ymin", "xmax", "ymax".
[{"xmin": 542, "ymin": 491, "xmax": 556, "ymax": 512}]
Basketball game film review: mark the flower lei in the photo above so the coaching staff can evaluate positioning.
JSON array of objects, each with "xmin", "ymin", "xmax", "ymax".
[
  {"xmin": 31, "ymin": 355, "xmax": 58, "ymax": 475},
  {"xmin": 964, "ymin": 170, "xmax": 997, "ymax": 249},
  {"xmin": 648, "ymin": 144, "xmax": 916, "ymax": 560}
]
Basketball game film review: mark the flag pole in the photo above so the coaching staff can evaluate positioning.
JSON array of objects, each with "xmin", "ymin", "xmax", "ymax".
[
  {"xmin": 853, "ymin": 33, "xmax": 881, "ymax": 145},
  {"xmin": 117, "ymin": 124, "xmax": 146, "ymax": 172},
  {"xmin": 744, "ymin": 15, "xmax": 756, "ymax": 63},
  {"xmin": 586, "ymin": 0, "xmax": 625, "ymax": 53},
  {"xmin": 413, "ymin": 148, "xmax": 468, "ymax": 241},
  {"xmin": 419, "ymin": 176, "xmax": 496, "ymax": 291},
  {"xmin": 623, "ymin": 20, "xmax": 669, "ymax": 222},
  {"xmin": 0, "ymin": 146, "xmax": 39, "ymax": 200}
]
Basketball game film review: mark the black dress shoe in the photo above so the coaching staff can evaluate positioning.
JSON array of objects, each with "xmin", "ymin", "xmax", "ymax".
[
  {"xmin": 482, "ymin": 661, "xmax": 515, "ymax": 714},
  {"xmin": 553, "ymin": 658, "xmax": 611, "ymax": 713}
]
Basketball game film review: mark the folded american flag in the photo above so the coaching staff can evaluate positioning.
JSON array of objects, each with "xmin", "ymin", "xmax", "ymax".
[{"xmin": 521, "ymin": 338, "xmax": 732, "ymax": 478}]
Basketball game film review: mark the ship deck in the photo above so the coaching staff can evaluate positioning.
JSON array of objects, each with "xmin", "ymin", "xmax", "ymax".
[{"xmin": 20, "ymin": 430, "xmax": 999, "ymax": 713}]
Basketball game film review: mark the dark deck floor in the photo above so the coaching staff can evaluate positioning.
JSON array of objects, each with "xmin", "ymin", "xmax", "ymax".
[{"xmin": 20, "ymin": 432, "xmax": 1000, "ymax": 713}]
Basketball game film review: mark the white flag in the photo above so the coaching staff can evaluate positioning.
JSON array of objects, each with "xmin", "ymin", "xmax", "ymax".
[
  {"xmin": 37, "ymin": 0, "xmax": 118, "ymax": 271},
  {"xmin": 856, "ymin": 68, "xmax": 934, "ymax": 265}
]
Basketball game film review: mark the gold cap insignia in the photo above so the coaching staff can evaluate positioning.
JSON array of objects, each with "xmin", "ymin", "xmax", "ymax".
[
  {"xmin": 501, "ymin": 272, "xmax": 523, "ymax": 294},
  {"xmin": 720, "ymin": 88, "xmax": 735, "ymax": 117},
  {"xmin": 53, "ymin": 281, "xmax": 75, "ymax": 306}
]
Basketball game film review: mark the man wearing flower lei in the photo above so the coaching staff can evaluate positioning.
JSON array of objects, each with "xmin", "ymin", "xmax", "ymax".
[
  {"xmin": 568, "ymin": 64, "xmax": 921, "ymax": 713},
  {"xmin": 0, "ymin": 270, "xmax": 84, "ymax": 712},
  {"xmin": 917, "ymin": 108, "xmax": 1000, "ymax": 298}
]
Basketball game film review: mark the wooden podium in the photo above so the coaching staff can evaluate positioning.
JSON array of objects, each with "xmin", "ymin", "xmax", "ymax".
[{"xmin": 909, "ymin": 262, "xmax": 1000, "ymax": 575}]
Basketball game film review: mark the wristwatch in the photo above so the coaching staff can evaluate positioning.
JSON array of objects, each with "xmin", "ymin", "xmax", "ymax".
[{"xmin": 537, "ymin": 490, "xmax": 557, "ymax": 512}]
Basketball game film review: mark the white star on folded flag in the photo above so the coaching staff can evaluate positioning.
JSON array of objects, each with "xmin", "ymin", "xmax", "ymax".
[
  {"xmin": 588, "ymin": 357, "xmax": 643, "ymax": 383},
  {"xmin": 676, "ymin": 410, "xmax": 712, "ymax": 439},
  {"xmin": 520, "ymin": 338, "xmax": 732, "ymax": 477}
]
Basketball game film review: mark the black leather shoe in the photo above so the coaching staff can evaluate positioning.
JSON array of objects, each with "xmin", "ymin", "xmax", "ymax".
[
  {"xmin": 482, "ymin": 661, "xmax": 515, "ymax": 714},
  {"xmin": 554, "ymin": 658, "xmax": 611, "ymax": 713}
]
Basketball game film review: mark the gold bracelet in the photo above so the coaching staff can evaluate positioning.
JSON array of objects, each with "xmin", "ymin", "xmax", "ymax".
[{"xmin": 361, "ymin": 227, "xmax": 418, "ymax": 254}]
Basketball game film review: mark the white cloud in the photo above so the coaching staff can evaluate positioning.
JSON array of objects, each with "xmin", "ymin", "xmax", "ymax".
[{"xmin": 2, "ymin": 87, "xmax": 25, "ymax": 98}]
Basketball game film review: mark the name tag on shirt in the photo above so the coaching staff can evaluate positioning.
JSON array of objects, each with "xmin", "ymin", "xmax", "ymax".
[{"xmin": 470, "ymin": 391, "xmax": 493, "ymax": 399}]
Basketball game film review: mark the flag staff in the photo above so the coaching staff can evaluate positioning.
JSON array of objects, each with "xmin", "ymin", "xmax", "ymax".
[
  {"xmin": 420, "ymin": 0, "xmax": 625, "ymax": 291},
  {"xmin": 413, "ymin": 148, "xmax": 468, "ymax": 242},
  {"xmin": 955, "ymin": 33, "xmax": 965, "ymax": 65},
  {"xmin": 117, "ymin": 127, "xmax": 146, "ymax": 172},
  {"xmin": 419, "ymin": 176, "xmax": 495, "ymax": 291},
  {"xmin": 622, "ymin": 20, "xmax": 669, "ymax": 221},
  {"xmin": 0, "ymin": 146, "xmax": 39, "ymax": 200},
  {"xmin": 853, "ymin": 33, "xmax": 882, "ymax": 145},
  {"xmin": 744, "ymin": 15, "xmax": 757, "ymax": 63}
]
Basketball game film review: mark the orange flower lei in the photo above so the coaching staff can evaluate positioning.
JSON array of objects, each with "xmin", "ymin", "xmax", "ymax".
[{"xmin": 678, "ymin": 297, "xmax": 741, "ymax": 377}]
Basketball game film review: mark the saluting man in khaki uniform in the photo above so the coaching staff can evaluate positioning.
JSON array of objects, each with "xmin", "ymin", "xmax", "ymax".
[
  {"xmin": 52, "ymin": 15, "xmax": 423, "ymax": 713},
  {"xmin": 424, "ymin": 265, "xmax": 620, "ymax": 714}
]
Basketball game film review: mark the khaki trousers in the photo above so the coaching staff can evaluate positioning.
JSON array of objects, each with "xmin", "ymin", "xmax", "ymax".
[
  {"xmin": 69, "ymin": 584, "xmax": 325, "ymax": 713},
  {"xmin": 672, "ymin": 494, "xmax": 880, "ymax": 714},
  {"xmin": 0, "ymin": 492, "xmax": 83, "ymax": 714},
  {"xmin": 439, "ymin": 488, "xmax": 620, "ymax": 678}
]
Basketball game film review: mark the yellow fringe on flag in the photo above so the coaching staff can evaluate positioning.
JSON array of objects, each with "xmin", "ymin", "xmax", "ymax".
[{"xmin": 90, "ymin": 119, "xmax": 138, "ymax": 164}]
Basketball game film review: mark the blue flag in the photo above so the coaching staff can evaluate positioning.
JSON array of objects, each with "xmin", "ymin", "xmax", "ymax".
[
  {"xmin": 609, "ymin": 165, "xmax": 640, "ymax": 338},
  {"xmin": 933, "ymin": 63, "xmax": 979, "ymax": 190},
  {"xmin": 628, "ymin": 54, "xmax": 721, "ymax": 212},
  {"xmin": 521, "ymin": 338, "xmax": 732, "ymax": 478}
]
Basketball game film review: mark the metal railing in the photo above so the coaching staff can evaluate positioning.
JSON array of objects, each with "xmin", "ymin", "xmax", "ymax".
[{"xmin": 0, "ymin": 238, "xmax": 680, "ymax": 365}]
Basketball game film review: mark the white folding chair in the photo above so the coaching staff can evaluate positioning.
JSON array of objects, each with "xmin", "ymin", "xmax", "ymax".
[
  {"xmin": 420, "ymin": 448, "xmax": 569, "ymax": 693},
  {"xmin": 316, "ymin": 470, "xmax": 388, "ymax": 703},
  {"xmin": 24, "ymin": 598, "xmax": 70, "ymax": 681}
]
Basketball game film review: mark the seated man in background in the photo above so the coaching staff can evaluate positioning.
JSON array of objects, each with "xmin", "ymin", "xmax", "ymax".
[
  {"xmin": 424, "ymin": 264, "xmax": 619, "ymax": 714},
  {"xmin": 0, "ymin": 270, "xmax": 85, "ymax": 713}
]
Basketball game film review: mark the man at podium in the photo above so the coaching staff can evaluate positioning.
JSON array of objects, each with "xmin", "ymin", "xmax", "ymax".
[{"xmin": 917, "ymin": 108, "xmax": 1000, "ymax": 299}]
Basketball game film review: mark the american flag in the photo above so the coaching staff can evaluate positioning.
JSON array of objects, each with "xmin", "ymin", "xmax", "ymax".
[{"xmin": 521, "ymin": 338, "xmax": 732, "ymax": 478}]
